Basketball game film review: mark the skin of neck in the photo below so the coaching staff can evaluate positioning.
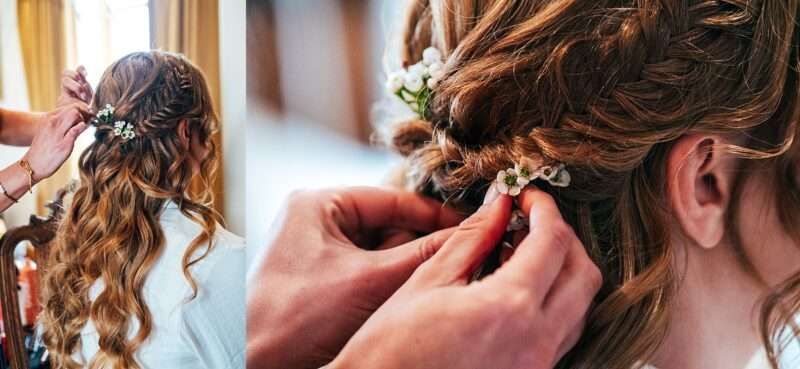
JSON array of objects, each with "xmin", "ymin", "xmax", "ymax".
[{"xmin": 652, "ymin": 232, "xmax": 769, "ymax": 369}]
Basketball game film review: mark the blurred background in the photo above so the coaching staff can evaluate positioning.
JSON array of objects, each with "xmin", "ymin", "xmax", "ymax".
[
  {"xmin": 0, "ymin": 0, "xmax": 245, "ymax": 235},
  {"xmin": 247, "ymin": 0, "xmax": 410, "ymax": 259}
]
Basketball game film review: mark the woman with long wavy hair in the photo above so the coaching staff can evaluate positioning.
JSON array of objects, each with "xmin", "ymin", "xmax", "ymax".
[
  {"xmin": 39, "ymin": 51, "xmax": 245, "ymax": 369},
  {"xmin": 382, "ymin": 0, "xmax": 800, "ymax": 368}
]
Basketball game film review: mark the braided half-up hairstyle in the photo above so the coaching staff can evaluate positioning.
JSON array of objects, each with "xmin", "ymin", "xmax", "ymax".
[
  {"xmin": 40, "ymin": 51, "xmax": 223, "ymax": 369},
  {"xmin": 385, "ymin": 1, "xmax": 800, "ymax": 368}
]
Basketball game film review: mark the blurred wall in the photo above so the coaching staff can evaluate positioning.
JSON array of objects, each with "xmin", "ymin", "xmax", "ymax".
[
  {"xmin": 246, "ymin": 0, "xmax": 405, "ymax": 263},
  {"xmin": 250, "ymin": 0, "xmax": 406, "ymax": 141},
  {"xmin": 220, "ymin": 0, "xmax": 247, "ymax": 236}
]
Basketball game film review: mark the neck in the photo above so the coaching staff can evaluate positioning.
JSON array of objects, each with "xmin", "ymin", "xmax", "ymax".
[{"xmin": 651, "ymin": 239, "xmax": 770, "ymax": 369}]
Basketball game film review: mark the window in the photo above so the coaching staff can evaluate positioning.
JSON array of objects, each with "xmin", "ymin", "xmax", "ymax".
[
  {"xmin": 71, "ymin": 0, "xmax": 150, "ymax": 86},
  {"xmin": 69, "ymin": 0, "xmax": 150, "ymax": 158}
]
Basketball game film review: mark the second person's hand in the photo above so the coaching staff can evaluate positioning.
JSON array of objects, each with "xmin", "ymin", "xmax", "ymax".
[
  {"xmin": 22, "ymin": 102, "xmax": 92, "ymax": 183},
  {"xmin": 329, "ymin": 187, "xmax": 602, "ymax": 369},
  {"xmin": 247, "ymin": 187, "xmax": 465, "ymax": 369}
]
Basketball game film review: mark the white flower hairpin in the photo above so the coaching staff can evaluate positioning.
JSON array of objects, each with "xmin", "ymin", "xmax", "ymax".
[
  {"xmin": 494, "ymin": 157, "xmax": 572, "ymax": 232},
  {"xmin": 387, "ymin": 47, "xmax": 445, "ymax": 118},
  {"xmin": 113, "ymin": 121, "xmax": 136, "ymax": 140},
  {"xmin": 93, "ymin": 104, "xmax": 136, "ymax": 141}
]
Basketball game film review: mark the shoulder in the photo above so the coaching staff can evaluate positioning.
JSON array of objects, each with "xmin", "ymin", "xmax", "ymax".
[{"xmin": 177, "ymin": 225, "xmax": 246, "ymax": 369}]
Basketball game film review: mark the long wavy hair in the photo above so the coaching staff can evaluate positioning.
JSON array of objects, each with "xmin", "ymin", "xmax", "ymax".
[
  {"xmin": 40, "ymin": 51, "xmax": 223, "ymax": 369},
  {"xmin": 387, "ymin": 1, "xmax": 800, "ymax": 368}
]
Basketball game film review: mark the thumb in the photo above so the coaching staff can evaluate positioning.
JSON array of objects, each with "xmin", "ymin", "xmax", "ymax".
[
  {"xmin": 371, "ymin": 227, "xmax": 457, "ymax": 286},
  {"xmin": 422, "ymin": 193, "xmax": 512, "ymax": 285}
]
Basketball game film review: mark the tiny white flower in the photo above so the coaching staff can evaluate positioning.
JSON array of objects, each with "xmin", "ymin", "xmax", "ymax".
[
  {"xmin": 515, "ymin": 158, "xmax": 546, "ymax": 187},
  {"xmin": 422, "ymin": 47, "xmax": 443, "ymax": 66},
  {"xmin": 427, "ymin": 77, "xmax": 439, "ymax": 89},
  {"xmin": 386, "ymin": 71, "xmax": 406, "ymax": 92},
  {"xmin": 539, "ymin": 165, "xmax": 557, "ymax": 181},
  {"xmin": 404, "ymin": 73, "xmax": 424, "ymax": 92},
  {"xmin": 496, "ymin": 169, "xmax": 523, "ymax": 196},
  {"xmin": 428, "ymin": 62, "xmax": 445, "ymax": 79},
  {"xmin": 113, "ymin": 127, "xmax": 123, "ymax": 136},
  {"xmin": 547, "ymin": 165, "xmax": 571, "ymax": 187},
  {"xmin": 507, "ymin": 209, "xmax": 528, "ymax": 231},
  {"xmin": 114, "ymin": 121, "xmax": 126, "ymax": 130},
  {"xmin": 407, "ymin": 62, "xmax": 427, "ymax": 78}
]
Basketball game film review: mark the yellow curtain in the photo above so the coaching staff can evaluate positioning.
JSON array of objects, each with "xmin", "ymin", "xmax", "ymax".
[
  {"xmin": 149, "ymin": 0, "xmax": 224, "ymax": 212},
  {"xmin": 17, "ymin": 0, "xmax": 73, "ymax": 213}
]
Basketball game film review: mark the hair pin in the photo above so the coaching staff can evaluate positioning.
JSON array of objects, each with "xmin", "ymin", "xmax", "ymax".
[
  {"xmin": 113, "ymin": 121, "xmax": 136, "ymax": 140},
  {"xmin": 92, "ymin": 104, "xmax": 136, "ymax": 141},
  {"xmin": 494, "ymin": 157, "xmax": 571, "ymax": 232}
]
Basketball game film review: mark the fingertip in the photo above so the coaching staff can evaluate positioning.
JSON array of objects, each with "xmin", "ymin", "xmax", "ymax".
[{"xmin": 518, "ymin": 186, "xmax": 560, "ymax": 223}]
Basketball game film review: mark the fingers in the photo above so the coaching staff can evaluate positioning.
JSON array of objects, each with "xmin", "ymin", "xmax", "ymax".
[
  {"xmin": 64, "ymin": 122, "xmax": 88, "ymax": 143},
  {"xmin": 62, "ymin": 68, "xmax": 92, "ymax": 102},
  {"xmin": 372, "ymin": 227, "xmax": 457, "ymax": 284},
  {"xmin": 421, "ymin": 193, "xmax": 512, "ymax": 284},
  {"xmin": 333, "ymin": 187, "xmax": 465, "ymax": 237},
  {"xmin": 53, "ymin": 102, "xmax": 92, "ymax": 136},
  {"xmin": 540, "ymin": 240, "xmax": 601, "ymax": 349},
  {"xmin": 490, "ymin": 188, "xmax": 572, "ymax": 303},
  {"xmin": 540, "ymin": 236, "xmax": 601, "ymax": 318}
]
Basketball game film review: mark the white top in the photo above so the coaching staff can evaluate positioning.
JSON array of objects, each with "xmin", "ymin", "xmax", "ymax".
[{"xmin": 72, "ymin": 202, "xmax": 246, "ymax": 369}]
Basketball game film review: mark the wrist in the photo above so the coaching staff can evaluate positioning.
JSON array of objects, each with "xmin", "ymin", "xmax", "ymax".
[{"xmin": 19, "ymin": 153, "xmax": 43, "ymax": 184}]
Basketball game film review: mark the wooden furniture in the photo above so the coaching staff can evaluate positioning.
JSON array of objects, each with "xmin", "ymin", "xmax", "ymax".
[{"xmin": 0, "ymin": 190, "xmax": 67, "ymax": 369}]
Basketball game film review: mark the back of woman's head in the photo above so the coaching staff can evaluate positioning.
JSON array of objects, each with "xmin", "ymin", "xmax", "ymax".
[
  {"xmin": 41, "ymin": 50, "xmax": 222, "ymax": 369},
  {"xmin": 388, "ymin": 1, "xmax": 800, "ymax": 367}
]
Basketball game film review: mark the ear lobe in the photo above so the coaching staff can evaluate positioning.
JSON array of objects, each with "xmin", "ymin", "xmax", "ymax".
[
  {"xmin": 177, "ymin": 119, "xmax": 191, "ymax": 148},
  {"xmin": 666, "ymin": 134, "xmax": 735, "ymax": 249}
]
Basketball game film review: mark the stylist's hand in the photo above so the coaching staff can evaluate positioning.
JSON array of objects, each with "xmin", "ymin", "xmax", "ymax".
[
  {"xmin": 247, "ymin": 187, "xmax": 465, "ymax": 369},
  {"xmin": 22, "ymin": 102, "xmax": 91, "ymax": 182},
  {"xmin": 57, "ymin": 66, "xmax": 93, "ymax": 106},
  {"xmin": 330, "ymin": 187, "xmax": 602, "ymax": 369}
]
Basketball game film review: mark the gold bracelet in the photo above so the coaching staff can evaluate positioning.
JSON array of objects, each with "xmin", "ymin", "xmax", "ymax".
[{"xmin": 17, "ymin": 160, "xmax": 34, "ymax": 194}]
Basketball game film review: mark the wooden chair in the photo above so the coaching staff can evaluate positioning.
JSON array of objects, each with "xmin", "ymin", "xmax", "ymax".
[{"xmin": 0, "ymin": 190, "xmax": 68, "ymax": 369}]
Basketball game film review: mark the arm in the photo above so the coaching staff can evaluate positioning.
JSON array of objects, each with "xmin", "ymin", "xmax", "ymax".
[
  {"xmin": 0, "ymin": 109, "xmax": 45, "ymax": 146},
  {"xmin": 0, "ymin": 103, "xmax": 91, "ymax": 212}
]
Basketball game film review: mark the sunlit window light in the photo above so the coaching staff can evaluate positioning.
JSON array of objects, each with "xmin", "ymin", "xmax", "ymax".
[{"xmin": 69, "ymin": 0, "xmax": 150, "ymax": 169}]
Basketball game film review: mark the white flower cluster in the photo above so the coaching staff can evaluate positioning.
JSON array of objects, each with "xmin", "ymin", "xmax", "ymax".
[
  {"xmin": 96, "ymin": 104, "xmax": 115, "ymax": 123},
  {"xmin": 94, "ymin": 104, "xmax": 136, "ymax": 141},
  {"xmin": 386, "ymin": 47, "xmax": 445, "ymax": 117},
  {"xmin": 495, "ymin": 157, "xmax": 571, "ymax": 196},
  {"xmin": 113, "ymin": 121, "xmax": 136, "ymax": 140}
]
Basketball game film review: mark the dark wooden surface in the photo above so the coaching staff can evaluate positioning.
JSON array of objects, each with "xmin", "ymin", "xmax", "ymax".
[{"xmin": 0, "ymin": 191, "xmax": 67, "ymax": 369}]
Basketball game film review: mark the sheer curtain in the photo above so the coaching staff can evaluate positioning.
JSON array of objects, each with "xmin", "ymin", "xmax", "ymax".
[
  {"xmin": 0, "ymin": 0, "xmax": 36, "ymax": 227},
  {"xmin": 149, "ymin": 0, "xmax": 225, "ymax": 212},
  {"xmin": 16, "ymin": 0, "xmax": 75, "ymax": 213}
]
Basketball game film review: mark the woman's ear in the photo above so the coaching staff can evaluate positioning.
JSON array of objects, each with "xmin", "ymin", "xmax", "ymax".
[
  {"xmin": 177, "ymin": 119, "xmax": 191, "ymax": 148},
  {"xmin": 666, "ymin": 134, "xmax": 737, "ymax": 249}
]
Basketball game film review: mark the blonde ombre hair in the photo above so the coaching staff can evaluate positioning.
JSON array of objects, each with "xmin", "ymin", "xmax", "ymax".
[{"xmin": 40, "ymin": 51, "xmax": 223, "ymax": 369}]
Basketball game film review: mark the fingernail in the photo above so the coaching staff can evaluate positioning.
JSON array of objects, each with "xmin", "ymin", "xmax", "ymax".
[{"xmin": 483, "ymin": 183, "xmax": 500, "ymax": 205}]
